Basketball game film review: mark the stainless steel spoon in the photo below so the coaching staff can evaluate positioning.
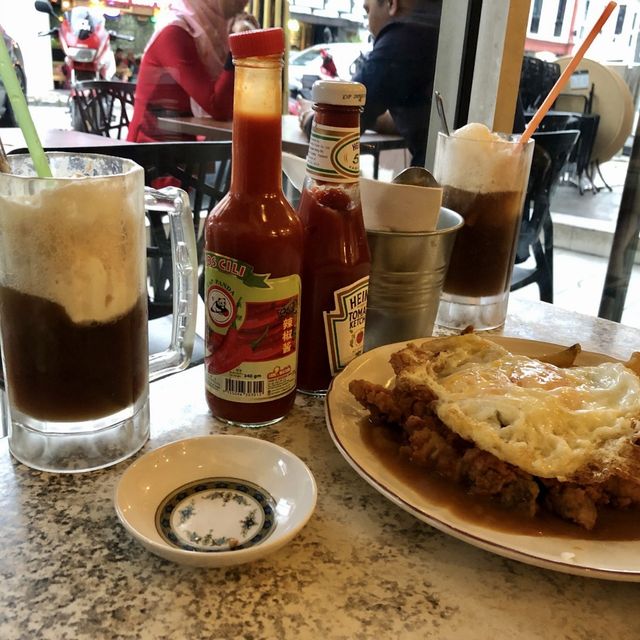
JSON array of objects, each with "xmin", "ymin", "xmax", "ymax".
[
  {"xmin": 434, "ymin": 90, "xmax": 450, "ymax": 136},
  {"xmin": 392, "ymin": 166, "xmax": 439, "ymax": 188}
]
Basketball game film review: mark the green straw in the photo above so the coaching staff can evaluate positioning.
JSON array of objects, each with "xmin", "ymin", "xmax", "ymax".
[{"xmin": 0, "ymin": 33, "xmax": 51, "ymax": 177}]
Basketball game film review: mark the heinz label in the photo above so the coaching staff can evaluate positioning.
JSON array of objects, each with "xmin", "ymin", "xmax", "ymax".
[
  {"xmin": 323, "ymin": 276, "xmax": 369, "ymax": 375},
  {"xmin": 305, "ymin": 124, "xmax": 360, "ymax": 183}
]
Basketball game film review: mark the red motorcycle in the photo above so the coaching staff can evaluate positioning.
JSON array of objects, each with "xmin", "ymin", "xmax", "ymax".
[{"xmin": 35, "ymin": 0, "xmax": 133, "ymax": 127}]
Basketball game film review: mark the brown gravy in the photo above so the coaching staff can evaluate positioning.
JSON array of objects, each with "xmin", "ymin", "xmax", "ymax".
[{"xmin": 361, "ymin": 420, "xmax": 640, "ymax": 541}]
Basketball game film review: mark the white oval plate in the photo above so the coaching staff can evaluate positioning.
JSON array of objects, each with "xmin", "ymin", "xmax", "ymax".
[
  {"xmin": 115, "ymin": 435, "xmax": 317, "ymax": 567},
  {"xmin": 326, "ymin": 336, "xmax": 640, "ymax": 581}
]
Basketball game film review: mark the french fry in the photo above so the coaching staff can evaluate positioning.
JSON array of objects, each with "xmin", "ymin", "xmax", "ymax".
[
  {"xmin": 538, "ymin": 343, "xmax": 582, "ymax": 367},
  {"xmin": 624, "ymin": 352, "xmax": 640, "ymax": 377}
]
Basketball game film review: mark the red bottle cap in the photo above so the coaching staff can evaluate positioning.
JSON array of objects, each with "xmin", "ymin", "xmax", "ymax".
[{"xmin": 229, "ymin": 27, "xmax": 285, "ymax": 59}]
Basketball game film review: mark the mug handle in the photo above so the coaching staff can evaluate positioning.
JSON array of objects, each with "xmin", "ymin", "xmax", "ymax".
[{"xmin": 144, "ymin": 186, "xmax": 198, "ymax": 382}]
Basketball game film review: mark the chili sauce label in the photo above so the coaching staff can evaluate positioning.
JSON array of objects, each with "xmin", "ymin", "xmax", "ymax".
[
  {"xmin": 323, "ymin": 276, "xmax": 369, "ymax": 375},
  {"xmin": 306, "ymin": 124, "xmax": 360, "ymax": 183},
  {"xmin": 205, "ymin": 251, "xmax": 301, "ymax": 403}
]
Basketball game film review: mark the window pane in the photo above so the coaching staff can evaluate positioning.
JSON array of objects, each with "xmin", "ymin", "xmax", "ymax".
[
  {"xmin": 554, "ymin": 0, "xmax": 568, "ymax": 37},
  {"xmin": 530, "ymin": 0, "xmax": 544, "ymax": 33},
  {"xmin": 615, "ymin": 5, "xmax": 627, "ymax": 35}
]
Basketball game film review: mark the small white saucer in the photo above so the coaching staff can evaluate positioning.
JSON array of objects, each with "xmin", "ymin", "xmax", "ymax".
[{"xmin": 114, "ymin": 435, "xmax": 317, "ymax": 567}]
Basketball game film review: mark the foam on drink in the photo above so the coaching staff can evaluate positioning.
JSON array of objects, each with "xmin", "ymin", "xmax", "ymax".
[
  {"xmin": 441, "ymin": 123, "xmax": 526, "ymax": 194},
  {"xmin": 0, "ymin": 161, "xmax": 144, "ymax": 325}
]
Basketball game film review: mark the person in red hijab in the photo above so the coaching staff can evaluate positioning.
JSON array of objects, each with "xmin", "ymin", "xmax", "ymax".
[{"xmin": 127, "ymin": 0, "xmax": 252, "ymax": 142}]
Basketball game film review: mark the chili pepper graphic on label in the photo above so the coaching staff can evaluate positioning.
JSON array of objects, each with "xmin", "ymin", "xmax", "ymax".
[{"xmin": 209, "ymin": 296, "xmax": 298, "ymax": 374}]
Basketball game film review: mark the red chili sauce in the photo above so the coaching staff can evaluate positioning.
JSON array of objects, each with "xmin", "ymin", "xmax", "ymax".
[{"xmin": 205, "ymin": 112, "xmax": 303, "ymax": 424}]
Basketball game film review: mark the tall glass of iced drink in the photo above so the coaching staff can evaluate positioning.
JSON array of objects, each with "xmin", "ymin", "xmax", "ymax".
[
  {"xmin": 434, "ymin": 125, "xmax": 534, "ymax": 330},
  {"xmin": 0, "ymin": 153, "xmax": 198, "ymax": 472}
]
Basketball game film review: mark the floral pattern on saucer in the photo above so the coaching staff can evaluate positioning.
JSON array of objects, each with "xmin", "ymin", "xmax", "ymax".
[{"xmin": 155, "ymin": 477, "xmax": 277, "ymax": 552}]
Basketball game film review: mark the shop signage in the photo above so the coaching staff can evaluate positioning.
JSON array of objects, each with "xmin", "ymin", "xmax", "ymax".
[{"xmin": 105, "ymin": 0, "xmax": 160, "ymax": 9}]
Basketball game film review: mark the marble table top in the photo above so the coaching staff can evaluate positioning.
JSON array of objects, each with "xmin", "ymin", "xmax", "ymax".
[{"xmin": 1, "ymin": 298, "xmax": 640, "ymax": 640}]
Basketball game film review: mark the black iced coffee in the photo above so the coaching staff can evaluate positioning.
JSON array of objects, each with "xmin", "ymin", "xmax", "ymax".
[
  {"xmin": 0, "ymin": 166, "xmax": 148, "ymax": 425},
  {"xmin": 442, "ymin": 187, "xmax": 524, "ymax": 297},
  {"xmin": 434, "ymin": 125, "xmax": 534, "ymax": 331},
  {"xmin": 0, "ymin": 287, "xmax": 147, "ymax": 421},
  {"xmin": 0, "ymin": 156, "xmax": 148, "ymax": 423},
  {"xmin": 0, "ymin": 153, "xmax": 150, "ymax": 472}
]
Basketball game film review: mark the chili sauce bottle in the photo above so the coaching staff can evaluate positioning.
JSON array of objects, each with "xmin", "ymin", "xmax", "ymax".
[
  {"xmin": 204, "ymin": 28, "xmax": 303, "ymax": 426},
  {"xmin": 297, "ymin": 81, "xmax": 371, "ymax": 394}
]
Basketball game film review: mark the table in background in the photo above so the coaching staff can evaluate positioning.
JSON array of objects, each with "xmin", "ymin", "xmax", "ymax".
[
  {"xmin": 1, "ymin": 298, "xmax": 639, "ymax": 640},
  {"xmin": 0, "ymin": 127, "xmax": 133, "ymax": 154},
  {"xmin": 157, "ymin": 114, "xmax": 407, "ymax": 179}
]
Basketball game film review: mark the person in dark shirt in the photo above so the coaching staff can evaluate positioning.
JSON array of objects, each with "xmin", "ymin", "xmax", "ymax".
[
  {"xmin": 355, "ymin": 0, "xmax": 441, "ymax": 166},
  {"xmin": 299, "ymin": 0, "xmax": 441, "ymax": 167}
]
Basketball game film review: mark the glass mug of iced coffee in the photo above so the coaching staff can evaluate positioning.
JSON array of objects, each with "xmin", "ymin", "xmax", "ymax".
[
  {"xmin": 435, "ymin": 125, "xmax": 534, "ymax": 331},
  {"xmin": 0, "ymin": 153, "xmax": 198, "ymax": 473}
]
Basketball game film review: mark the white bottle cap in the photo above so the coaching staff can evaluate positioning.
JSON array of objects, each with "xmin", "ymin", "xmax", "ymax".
[{"xmin": 311, "ymin": 80, "xmax": 366, "ymax": 107}]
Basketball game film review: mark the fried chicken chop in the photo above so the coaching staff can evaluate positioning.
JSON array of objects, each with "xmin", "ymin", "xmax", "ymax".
[{"xmin": 349, "ymin": 335, "xmax": 640, "ymax": 530}]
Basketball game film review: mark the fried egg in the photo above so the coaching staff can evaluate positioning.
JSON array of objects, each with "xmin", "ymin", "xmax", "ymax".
[{"xmin": 394, "ymin": 334, "xmax": 640, "ymax": 482}]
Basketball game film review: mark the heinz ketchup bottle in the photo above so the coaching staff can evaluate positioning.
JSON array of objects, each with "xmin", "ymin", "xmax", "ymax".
[
  {"xmin": 204, "ymin": 28, "xmax": 303, "ymax": 426},
  {"xmin": 297, "ymin": 81, "xmax": 371, "ymax": 394}
]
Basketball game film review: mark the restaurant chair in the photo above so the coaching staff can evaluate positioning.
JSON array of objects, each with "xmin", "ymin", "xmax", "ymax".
[
  {"xmin": 519, "ymin": 58, "xmax": 561, "ymax": 111},
  {"xmin": 555, "ymin": 84, "xmax": 594, "ymax": 117},
  {"xmin": 30, "ymin": 141, "xmax": 233, "ymax": 364},
  {"xmin": 533, "ymin": 112, "xmax": 581, "ymax": 133},
  {"xmin": 519, "ymin": 56, "xmax": 545, "ymax": 111},
  {"xmin": 71, "ymin": 80, "xmax": 136, "ymax": 139},
  {"xmin": 541, "ymin": 61, "xmax": 561, "ymax": 99},
  {"xmin": 554, "ymin": 85, "xmax": 602, "ymax": 194},
  {"xmin": 511, "ymin": 129, "xmax": 581, "ymax": 303},
  {"xmin": 570, "ymin": 113, "xmax": 601, "ymax": 194}
]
